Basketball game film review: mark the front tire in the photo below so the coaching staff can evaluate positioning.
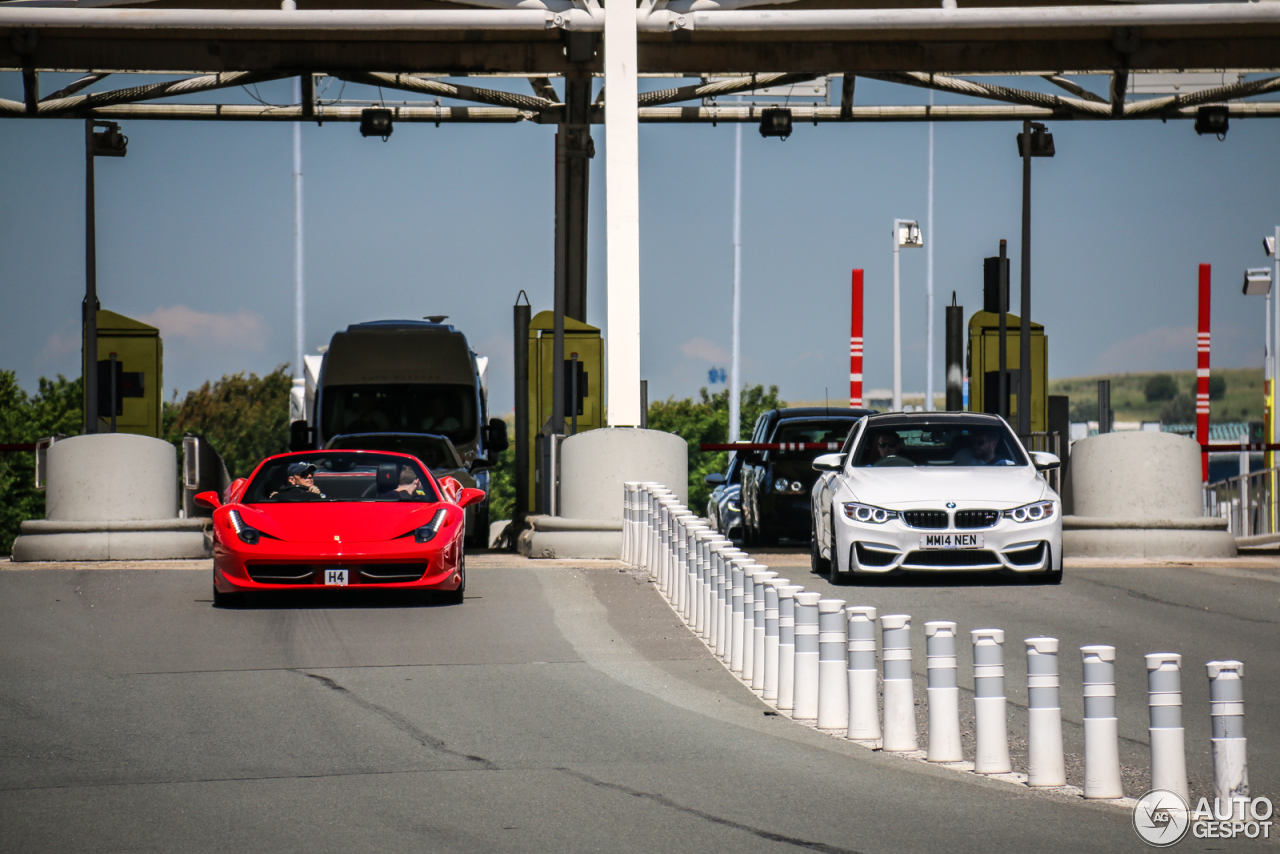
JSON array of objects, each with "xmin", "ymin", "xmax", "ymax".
[
  {"xmin": 828, "ymin": 522, "xmax": 846, "ymax": 584},
  {"xmin": 443, "ymin": 553, "xmax": 466, "ymax": 604},
  {"xmin": 810, "ymin": 518, "xmax": 830, "ymax": 576}
]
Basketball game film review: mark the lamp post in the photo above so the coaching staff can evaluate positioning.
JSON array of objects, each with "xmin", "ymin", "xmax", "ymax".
[
  {"xmin": 1266, "ymin": 230, "xmax": 1280, "ymax": 469},
  {"xmin": 1015, "ymin": 120, "xmax": 1054, "ymax": 437},
  {"xmin": 893, "ymin": 219, "xmax": 923, "ymax": 412},
  {"xmin": 83, "ymin": 119, "xmax": 127, "ymax": 435}
]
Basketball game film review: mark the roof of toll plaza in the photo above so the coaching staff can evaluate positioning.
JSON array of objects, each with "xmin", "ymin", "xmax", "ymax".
[{"xmin": 1, "ymin": 0, "xmax": 1279, "ymax": 127}]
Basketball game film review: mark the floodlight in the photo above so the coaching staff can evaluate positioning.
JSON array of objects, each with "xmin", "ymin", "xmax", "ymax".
[
  {"xmin": 1194, "ymin": 106, "xmax": 1229, "ymax": 139},
  {"xmin": 1264, "ymin": 236, "xmax": 1277, "ymax": 258},
  {"xmin": 360, "ymin": 108, "xmax": 394, "ymax": 140},
  {"xmin": 90, "ymin": 121, "xmax": 127, "ymax": 157},
  {"xmin": 1244, "ymin": 268, "xmax": 1273, "ymax": 296},
  {"xmin": 896, "ymin": 220, "xmax": 922, "ymax": 248},
  {"xmin": 1015, "ymin": 122, "xmax": 1055, "ymax": 158},
  {"xmin": 759, "ymin": 108, "xmax": 792, "ymax": 140}
]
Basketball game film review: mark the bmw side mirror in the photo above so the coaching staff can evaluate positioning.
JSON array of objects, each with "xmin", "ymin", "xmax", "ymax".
[
  {"xmin": 704, "ymin": 472, "xmax": 726, "ymax": 486},
  {"xmin": 1030, "ymin": 451, "xmax": 1061, "ymax": 471},
  {"xmin": 812, "ymin": 453, "xmax": 843, "ymax": 472}
]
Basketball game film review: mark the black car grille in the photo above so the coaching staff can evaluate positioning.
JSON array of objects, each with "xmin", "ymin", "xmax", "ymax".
[
  {"xmin": 902, "ymin": 550, "xmax": 1001, "ymax": 568},
  {"xmin": 245, "ymin": 563, "xmax": 428, "ymax": 584},
  {"xmin": 955, "ymin": 510, "xmax": 1000, "ymax": 529},
  {"xmin": 902, "ymin": 510, "xmax": 948, "ymax": 529}
]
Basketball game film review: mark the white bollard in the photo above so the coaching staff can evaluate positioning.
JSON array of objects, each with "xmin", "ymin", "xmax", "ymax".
[
  {"xmin": 925, "ymin": 621, "xmax": 962, "ymax": 762},
  {"xmin": 792, "ymin": 592, "xmax": 823, "ymax": 721},
  {"xmin": 622, "ymin": 482, "xmax": 636, "ymax": 565},
  {"xmin": 750, "ymin": 570, "xmax": 777, "ymax": 692},
  {"xmin": 971, "ymin": 629, "xmax": 1012, "ymax": 774},
  {"xmin": 740, "ymin": 567, "xmax": 758, "ymax": 681},
  {"xmin": 777, "ymin": 585, "xmax": 803, "ymax": 713},
  {"xmin": 672, "ymin": 516, "xmax": 696, "ymax": 616},
  {"xmin": 718, "ymin": 549, "xmax": 746, "ymax": 659},
  {"xmin": 1206, "ymin": 660, "xmax": 1249, "ymax": 802},
  {"xmin": 817, "ymin": 599, "xmax": 850, "ymax": 730},
  {"xmin": 681, "ymin": 521, "xmax": 707, "ymax": 623},
  {"xmin": 656, "ymin": 502, "xmax": 673, "ymax": 595},
  {"xmin": 710, "ymin": 545, "xmax": 730, "ymax": 658},
  {"xmin": 1081, "ymin": 644, "xmax": 1124, "ymax": 799},
  {"xmin": 881, "ymin": 614, "xmax": 918, "ymax": 752},
  {"xmin": 1146, "ymin": 653, "xmax": 1189, "ymax": 804},
  {"xmin": 694, "ymin": 530, "xmax": 719, "ymax": 638},
  {"xmin": 846, "ymin": 606, "xmax": 880, "ymax": 741},
  {"xmin": 729, "ymin": 560, "xmax": 749, "ymax": 674},
  {"xmin": 1025, "ymin": 637, "xmax": 1066, "ymax": 787},
  {"xmin": 762, "ymin": 578, "xmax": 789, "ymax": 702}
]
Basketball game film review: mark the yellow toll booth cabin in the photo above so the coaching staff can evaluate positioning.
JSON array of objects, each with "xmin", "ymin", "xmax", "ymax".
[
  {"xmin": 967, "ymin": 310, "xmax": 1048, "ymax": 434},
  {"xmin": 526, "ymin": 310, "xmax": 603, "ymax": 509},
  {"xmin": 84, "ymin": 309, "xmax": 164, "ymax": 438}
]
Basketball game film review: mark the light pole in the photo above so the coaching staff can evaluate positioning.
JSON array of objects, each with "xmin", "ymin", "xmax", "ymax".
[
  {"xmin": 83, "ymin": 119, "xmax": 127, "ymax": 435},
  {"xmin": 1267, "ymin": 229, "xmax": 1280, "ymax": 461},
  {"xmin": 1015, "ymin": 120, "xmax": 1054, "ymax": 437},
  {"xmin": 926, "ymin": 92, "xmax": 935, "ymax": 411},
  {"xmin": 729, "ymin": 97, "xmax": 743, "ymax": 443},
  {"xmin": 892, "ymin": 218, "xmax": 923, "ymax": 412}
]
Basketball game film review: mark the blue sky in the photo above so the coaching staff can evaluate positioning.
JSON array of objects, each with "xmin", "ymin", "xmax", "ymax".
[{"xmin": 2, "ymin": 72, "xmax": 1277, "ymax": 416}]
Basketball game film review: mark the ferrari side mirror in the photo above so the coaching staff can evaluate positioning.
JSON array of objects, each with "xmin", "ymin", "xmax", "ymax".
[
  {"xmin": 458, "ymin": 487, "xmax": 487, "ymax": 508},
  {"xmin": 194, "ymin": 490, "xmax": 222, "ymax": 509}
]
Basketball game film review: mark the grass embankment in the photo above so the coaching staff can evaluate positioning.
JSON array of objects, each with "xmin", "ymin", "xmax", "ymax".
[{"xmin": 1047, "ymin": 368, "xmax": 1263, "ymax": 423}]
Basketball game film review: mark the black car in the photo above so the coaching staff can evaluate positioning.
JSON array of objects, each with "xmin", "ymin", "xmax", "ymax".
[{"xmin": 740, "ymin": 407, "xmax": 875, "ymax": 545}]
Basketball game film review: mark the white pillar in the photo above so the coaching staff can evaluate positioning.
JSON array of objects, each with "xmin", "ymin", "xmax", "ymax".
[
  {"xmin": 1146, "ymin": 652, "xmax": 1189, "ymax": 804},
  {"xmin": 845, "ymin": 606, "xmax": 880, "ymax": 741},
  {"xmin": 971, "ymin": 629, "xmax": 1012, "ymax": 774},
  {"xmin": 604, "ymin": 0, "xmax": 642, "ymax": 426},
  {"xmin": 925, "ymin": 621, "xmax": 962, "ymax": 762},
  {"xmin": 881, "ymin": 614, "xmax": 917, "ymax": 751},
  {"xmin": 1081, "ymin": 644, "xmax": 1123, "ymax": 799},
  {"xmin": 817, "ymin": 599, "xmax": 850, "ymax": 730}
]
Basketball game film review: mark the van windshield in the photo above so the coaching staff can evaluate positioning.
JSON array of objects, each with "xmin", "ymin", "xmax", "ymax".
[{"xmin": 321, "ymin": 384, "xmax": 476, "ymax": 446}]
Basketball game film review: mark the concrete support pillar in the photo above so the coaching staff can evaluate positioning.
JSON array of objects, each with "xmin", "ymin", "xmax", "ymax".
[{"xmin": 604, "ymin": 0, "xmax": 641, "ymax": 425}]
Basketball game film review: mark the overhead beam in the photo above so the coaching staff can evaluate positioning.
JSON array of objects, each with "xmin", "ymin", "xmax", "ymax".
[{"xmin": 335, "ymin": 70, "xmax": 557, "ymax": 111}]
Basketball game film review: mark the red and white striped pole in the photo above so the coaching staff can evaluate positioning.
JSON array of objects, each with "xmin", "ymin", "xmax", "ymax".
[
  {"xmin": 851, "ymin": 269, "xmax": 864, "ymax": 408},
  {"xmin": 1197, "ymin": 264, "xmax": 1212, "ymax": 483}
]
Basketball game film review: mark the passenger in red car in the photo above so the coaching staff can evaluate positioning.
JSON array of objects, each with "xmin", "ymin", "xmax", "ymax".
[
  {"xmin": 380, "ymin": 465, "xmax": 429, "ymax": 501},
  {"xmin": 270, "ymin": 462, "xmax": 326, "ymax": 501}
]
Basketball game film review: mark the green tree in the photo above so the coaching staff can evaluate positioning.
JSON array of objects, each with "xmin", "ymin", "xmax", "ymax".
[
  {"xmin": 164, "ymin": 366, "xmax": 292, "ymax": 479},
  {"xmin": 486, "ymin": 424, "xmax": 516, "ymax": 523},
  {"xmin": 1143, "ymin": 373, "xmax": 1179, "ymax": 403},
  {"xmin": 647, "ymin": 384, "xmax": 786, "ymax": 510},
  {"xmin": 1208, "ymin": 375, "xmax": 1227, "ymax": 401},
  {"xmin": 0, "ymin": 372, "xmax": 83, "ymax": 554},
  {"xmin": 1160, "ymin": 392, "xmax": 1196, "ymax": 425}
]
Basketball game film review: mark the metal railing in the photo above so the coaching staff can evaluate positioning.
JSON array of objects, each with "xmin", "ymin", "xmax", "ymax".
[
  {"xmin": 1019, "ymin": 431, "xmax": 1062, "ymax": 494},
  {"xmin": 1204, "ymin": 466, "xmax": 1278, "ymax": 538}
]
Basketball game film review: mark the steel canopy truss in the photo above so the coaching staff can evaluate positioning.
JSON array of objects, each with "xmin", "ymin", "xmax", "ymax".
[{"xmin": 3, "ymin": 1, "xmax": 1280, "ymax": 123}]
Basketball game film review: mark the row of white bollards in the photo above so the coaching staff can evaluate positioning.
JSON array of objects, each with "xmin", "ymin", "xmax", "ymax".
[{"xmin": 622, "ymin": 483, "xmax": 1250, "ymax": 803}]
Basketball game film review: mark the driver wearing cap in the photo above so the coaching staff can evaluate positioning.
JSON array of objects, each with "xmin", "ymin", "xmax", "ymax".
[{"xmin": 270, "ymin": 461, "xmax": 327, "ymax": 501}]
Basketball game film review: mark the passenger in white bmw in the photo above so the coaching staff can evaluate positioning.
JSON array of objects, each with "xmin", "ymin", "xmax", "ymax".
[{"xmin": 810, "ymin": 412, "xmax": 1063, "ymax": 585}]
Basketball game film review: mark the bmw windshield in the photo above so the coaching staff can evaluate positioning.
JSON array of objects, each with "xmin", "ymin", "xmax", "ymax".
[{"xmin": 852, "ymin": 419, "xmax": 1028, "ymax": 468}]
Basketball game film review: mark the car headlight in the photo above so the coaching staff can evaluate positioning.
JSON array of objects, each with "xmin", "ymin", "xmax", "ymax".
[
  {"xmin": 727, "ymin": 500, "xmax": 741, "ymax": 512},
  {"xmin": 790, "ymin": 480, "xmax": 804, "ymax": 493},
  {"xmin": 415, "ymin": 509, "xmax": 449, "ymax": 544},
  {"xmin": 774, "ymin": 478, "xmax": 790, "ymax": 493},
  {"xmin": 842, "ymin": 502, "xmax": 900, "ymax": 524},
  {"xmin": 227, "ymin": 509, "xmax": 261, "ymax": 545},
  {"xmin": 1003, "ymin": 500, "xmax": 1056, "ymax": 523}
]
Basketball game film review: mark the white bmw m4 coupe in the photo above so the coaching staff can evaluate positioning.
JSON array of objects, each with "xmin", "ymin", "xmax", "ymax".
[{"xmin": 809, "ymin": 412, "xmax": 1063, "ymax": 584}]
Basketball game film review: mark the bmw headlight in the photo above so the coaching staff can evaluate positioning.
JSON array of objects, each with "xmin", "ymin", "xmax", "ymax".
[
  {"xmin": 727, "ymin": 500, "xmax": 741, "ymax": 512},
  {"xmin": 1003, "ymin": 500, "xmax": 1056, "ymax": 523},
  {"xmin": 227, "ymin": 509, "xmax": 261, "ymax": 545},
  {"xmin": 774, "ymin": 479, "xmax": 790, "ymax": 493},
  {"xmin": 415, "ymin": 509, "xmax": 449, "ymax": 544},
  {"xmin": 842, "ymin": 502, "xmax": 900, "ymax": 524}
]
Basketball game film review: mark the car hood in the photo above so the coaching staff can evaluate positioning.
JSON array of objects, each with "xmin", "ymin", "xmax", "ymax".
[
  {"xmin": 234, "ymin": 502, "xmax": 447, "ymax": 543},
  {"xmin": 843, "ymin": 466, "xmax": 1052, "ymax": 507}
]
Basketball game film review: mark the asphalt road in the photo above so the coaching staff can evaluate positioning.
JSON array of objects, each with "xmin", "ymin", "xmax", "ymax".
[{"xmin": 0, "ymin": 555, "xmax": 1272, "ymax": 853}]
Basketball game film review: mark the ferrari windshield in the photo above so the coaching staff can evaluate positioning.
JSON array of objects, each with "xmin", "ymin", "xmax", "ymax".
[
  {"xmin": 320, "ymin": 384, "xmax": 477, "ymax": 446},
  {"xmin": 244, "ymin": 452, "xmax": 440, "ymax": 503},
  {"xmin": 853, "ymin": 419, "xmax": 1028, "ymax": 468}
]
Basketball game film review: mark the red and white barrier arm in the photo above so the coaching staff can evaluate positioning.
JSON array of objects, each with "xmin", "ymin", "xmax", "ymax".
[{"xmin": 698, "ymin": 442, "xmax": 845, "ymax": 452}]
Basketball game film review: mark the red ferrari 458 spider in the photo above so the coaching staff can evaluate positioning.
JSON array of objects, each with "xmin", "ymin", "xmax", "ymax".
[{"xmin": 196, "ymin": 450, "xmax": 485, "ymax": 607}]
